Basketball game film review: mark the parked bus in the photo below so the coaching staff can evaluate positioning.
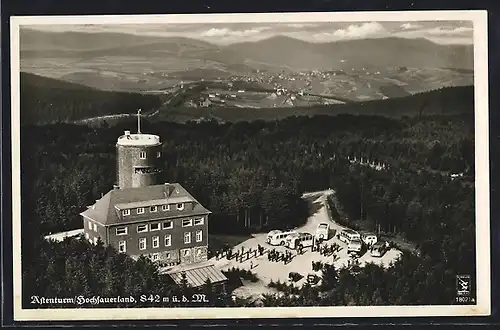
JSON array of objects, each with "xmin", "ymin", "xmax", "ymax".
[
  {"xmin": 361, "ymin": 233, "xmax": 378, "ymax": 246},
  {"xmin": 286, "ymin": 232, "xmax": 314, "ymax": 250},
  {"xmin": 266, "ymin": 230, "xmax": 297, "ymax": 246},
  {"xmin": 347, "ymin": 238, "xmax": 363, "ymax": 254},
  {"xmin": 370, "ymin": 241, "xmax": 387, "ymax": 257},
  {"xmin": 315, "ymin": 223, "xmax": 330, "ymax": 241},
  {"xmin": 338, "ymin": 229, "xmax": 361, "ymax": 244}
]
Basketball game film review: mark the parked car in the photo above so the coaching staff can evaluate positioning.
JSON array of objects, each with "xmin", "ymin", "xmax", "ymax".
[
  {"xmin": 370, "ymin": 241, "xmax": 387, "ymax": 257},
  {"xmin": 339, "ymin": 229, "xmax": 361, "ymax": 244},
  {"xmin": 347, "ymin": 238, "xmax": 363, "ymax": 253},
  {"xmin": 315, "ymin": 223, "xmax": 330, "ymax": 241},
  {"xmin": 286, "ymin": 232, "xmax": 314, "ymax": 250},
  {"xmin": 266, "ymin": 230, "xmax": 297, "ymax": 246},
  {"xmin": 361, "ymin": 232, "xmax": 378, "ymax": 246}
]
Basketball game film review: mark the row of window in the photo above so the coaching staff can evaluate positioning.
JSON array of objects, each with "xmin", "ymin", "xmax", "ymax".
[
  {"xmin": 117, "ymin": 231, "xmax": 202, "ymax": 253},
  {"xmin": 115, "ymin": 217, "xmax": 204, "ymax": 236},
  {"xmin": 122, "ymin": 203, "xmax": 185, "ymax": 216},
  {"xmin": 139, "ymin": 151, "xmax": 161, "ymax": 160},
  {"xmin": 149, "ymin": 247, "xmax": 203, "ymax": 262}
]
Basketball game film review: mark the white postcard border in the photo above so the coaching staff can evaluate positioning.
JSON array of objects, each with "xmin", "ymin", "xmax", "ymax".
[{"xmin": 10, "ymin": 10, "xmax": 491, "ymax": 321}]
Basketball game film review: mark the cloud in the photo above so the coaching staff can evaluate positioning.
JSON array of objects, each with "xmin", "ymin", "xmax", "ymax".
[
  {"xmin": 311, "ymin": 22, "xmax": 386, "ymax": 42},
  {"xmin": 425, "ymin": 26, "xmax": 473, "ymax": 35},
  {"xmin": 200, "ymin": 27, "xmax": 271, "ymax": 38},
  {"xmin": 331, "ymin": 22, "xmax": 385, "ymax": 38},
  {"xmin": 400, "ymin": 23, "xmax": 422, "ymax": 30}
]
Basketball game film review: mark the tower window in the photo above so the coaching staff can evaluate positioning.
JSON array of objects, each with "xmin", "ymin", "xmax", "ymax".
[
  {"xmin": 157, "ymin": 151, "xmax": 161, "ymax": 158},
  {"xmin": 140, "ymin": 151, "xmax": 146, "ymax": 159}
]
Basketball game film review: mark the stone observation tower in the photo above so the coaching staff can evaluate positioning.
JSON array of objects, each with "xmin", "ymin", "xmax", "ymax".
[{"xmin": 116, "ymin": 109, "xmax": 163, "ymax": 189}]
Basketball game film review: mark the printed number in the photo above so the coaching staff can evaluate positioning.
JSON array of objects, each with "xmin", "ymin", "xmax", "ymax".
[
  {"xmin": 191, "ymin": 293, "xmax": 208, "ymax": 303},
  {"xmin": 140, "ymin": 294, "xmax": 161, "ymax": 303}
]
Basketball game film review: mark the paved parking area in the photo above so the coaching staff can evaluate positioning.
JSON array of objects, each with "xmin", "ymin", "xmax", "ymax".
[{"xmin": 210, "ymin": 190, "xmax": 402, "ymax": 295}]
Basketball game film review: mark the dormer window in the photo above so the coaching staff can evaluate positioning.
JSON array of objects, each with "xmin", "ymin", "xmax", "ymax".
[
  {"xmin": 162, "ymin": 204, "xmax": 170, "ymax": 211},
  {"xmin": 122, "ymin": 209, "xmax": 130, "ymax": 216},
  {"xmin": 137, "ymin": 207, "xmax": 145, "ymax": 214},
  {"xmin": 150, "ymin": 206, "xmax": 158, "ymax": 213},
  {"xmin": 176, "ymin": 203, "xmax": 184, "ymax": 211},
  {"xmin": 140, "ymin": 152, "xmax": 146, "ymax": 159}
]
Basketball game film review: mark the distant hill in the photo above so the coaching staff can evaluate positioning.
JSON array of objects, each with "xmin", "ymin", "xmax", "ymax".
[
  {"xmin": 226, "ymin": 36, "xmax": 474, "ymax": 71},
  {"xmin": 20, "ymin": 72, "xmax": 162, "ymax": 125},
  {"xmin": 21, "ymin": 29, "xmax": 473, "ymax": 71},
  {"xmin": 157, "ymin": 85, "xmax": 474, "ymax": 123}
]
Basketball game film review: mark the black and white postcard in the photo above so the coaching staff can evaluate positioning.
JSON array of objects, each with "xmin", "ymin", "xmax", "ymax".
[{"xmin": 10, "ymin": 11, "xmax": 490, "ymax": 321}]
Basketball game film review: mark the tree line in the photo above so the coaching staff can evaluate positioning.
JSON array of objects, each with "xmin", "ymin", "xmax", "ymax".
[{"xmin": 21, "ymin": 112, "xmax": 475, "ymax": 307}]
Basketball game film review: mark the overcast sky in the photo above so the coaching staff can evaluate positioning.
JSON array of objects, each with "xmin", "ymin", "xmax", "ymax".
[{"xmin": 26, "ymin": 20, "xmax": 474, "ymax": 45}]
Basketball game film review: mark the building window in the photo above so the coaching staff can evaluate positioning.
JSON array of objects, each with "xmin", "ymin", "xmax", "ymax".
[
  {"xmin": 116, "ymin": 227, "xmax": 128, "ymax": 236},
  {"xmin": 152, "ymin": 236, "xmax": 160, "ymax": 248},
  {"xmin": 162, "ymin": 204, "xmax": 170, "ymax": 211},
  {"xmin": 196, "ymin": 230, "xmax": 203, "ymax": 242},
  {"xmin": 122, "ymin": 209, "xmax": 130, "ymax": 216},
  {"xmin": 163, "ymin": 221, "xmax": 173, "ymax": 229},
  {"xmin": 165, "ymin": 252, "xmax": 171, "ymax": 259},
  {"xmin": 183, "ymin": 249, "xmax": 190, "ymax": 256},
  {"xmin": 93, "ymin": 237, "xmax": 98, "ymax": 245},
  {"xmin": 157, "ymin": 151, "xmax": 161, "ymax": 158},
  {"xmin": 150, "ymin": 206, "xmax": 158, "ymax": 213},
  {"xmin": 118, "ymin": 241, "xmax": 126, "ymax": 253},
  {"xmin": 150, "ymin": 223, "xmax": 160, "ymax": 231},
  {"xmin": 137, "ymin": 224, "xmax": 148, "ymax": 233},
  {"xmin": 88, "ymin": 221, "xmax": 92, "ymax": 230},
  {"xmin": 182, "ymin": 219, "xmax": 192, "ymax": 227},
  {"xmin": 194, "ymin": 217, "xmax": 204, "ymax": 226},
  {"xmin": 137, "ymin": 207, "xmax": 145, "ymax": 214},
  {"xmin": 93, "ymin": 223, "xmax": 97, "ymax": 232},
  {"xmin": 165, "ymin": 234, "xmax": 172, "ymax": 247},
  {"xmin": 85, "ymin": 233, "xmax": 89, "ymax": 240},
  {"xmin": 184, "ymin": 232, "xmax": 191, "ymax": 244},
  {"xmin": 151, "ymin": 253, "xmax": 159, "ymax": 262},
  {"xmin": 176, "ymin": 203, "xmax": 184, "ymax": 211},
  {"xmin": 140, "ymin": 151, "xmax": 146, "ymax": 159},
  {"xmin": 139, "ymin": 238, "xmax": 147, "ymax": 250}
]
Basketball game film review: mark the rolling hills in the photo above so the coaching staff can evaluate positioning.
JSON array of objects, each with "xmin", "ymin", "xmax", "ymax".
[
  {"xmin": 20, "ymin": 72, "xmax": 162, "ymax": 125},
  {"xmin": 19, "ymin": 72, "xmax": 474, "ymax": 126},
  {"xmin": 20, "ymin": 29, "xmax": 473, "ymax": 96}
]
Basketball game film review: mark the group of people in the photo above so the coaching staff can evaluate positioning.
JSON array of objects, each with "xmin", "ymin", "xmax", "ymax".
[
  {"xmin": 317, "ymin": 242, "xmax": 342, "ymax": 257},
  {"xmin": 267, "ymin": 248, "xmax": 295, "ymax": 264}
]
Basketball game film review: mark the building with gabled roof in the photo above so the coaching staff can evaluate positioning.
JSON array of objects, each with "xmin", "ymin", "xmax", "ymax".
[{"xmin": 80, "ymin": 110, "xmax": 211, "ymax": 266}]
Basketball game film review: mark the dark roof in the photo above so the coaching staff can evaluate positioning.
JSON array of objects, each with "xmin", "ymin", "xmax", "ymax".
[
  {"xmin": 166, "ymin": 263, "xmax": 228, "ymax": 288},
  {"xmin": 80, "ymin": 183, "xmax": 211, "ymax": 226}
]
